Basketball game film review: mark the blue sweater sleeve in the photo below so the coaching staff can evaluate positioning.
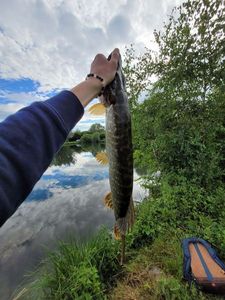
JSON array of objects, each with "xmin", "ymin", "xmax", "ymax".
[{"xmin": 0, "ymin": 90, "xmax": 84, "ymax": 227}]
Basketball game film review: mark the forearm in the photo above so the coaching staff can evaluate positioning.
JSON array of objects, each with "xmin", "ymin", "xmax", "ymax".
[
  {"xmin": 0, "ymin": 91, "xmax": 84, "ymax": 227},
  {"xmin": 71, "ymin": 48, "xmax": 120, "ymax": 107},
  {"xmin": 0, "ymin": 48, "xmax": 120, "ymax": 227},
  {"xmin": 70, "ymin": 78, "xmax": 103, "ymax": 107}
]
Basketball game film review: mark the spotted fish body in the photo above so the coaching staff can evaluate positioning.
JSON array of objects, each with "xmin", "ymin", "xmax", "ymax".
[{"xmin": 104, "ymin": 57, "xmax": 134, "ymax": 235}]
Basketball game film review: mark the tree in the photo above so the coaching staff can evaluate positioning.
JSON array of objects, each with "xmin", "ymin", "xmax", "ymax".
[
  {"xmin": 68, "ymin": 130, "xmax": 82, "ymax": 142},
  {"xmin": 52, "ymin": 146, "xmax": 77, "ymax": 166},
  {"xmin": 124, "ymin": 0, "xmax": 225, "ymax": 187},
  {"xmin": 89, "ymin": 123, "xmax": 105, "ymax": 132}
]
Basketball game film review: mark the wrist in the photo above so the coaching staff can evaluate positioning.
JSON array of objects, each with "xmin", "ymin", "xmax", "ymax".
[
  {"xmin": 86, "ymin": 77, "xmax": 103, "ymax": 95},
  {"xmin": 70, "ymin": 79, "xmax": 103, "ymax": 108}
]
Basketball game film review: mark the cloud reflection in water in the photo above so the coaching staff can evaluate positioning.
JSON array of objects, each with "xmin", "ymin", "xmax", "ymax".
[{"xmin": 0, "ymin": 151, "xmax": 146, "ymax": 300}]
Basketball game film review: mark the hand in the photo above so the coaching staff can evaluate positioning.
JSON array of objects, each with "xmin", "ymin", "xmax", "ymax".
[
  {"xmin": 89, "ymin": 48, "xmax": 120, "ymax": 86},
  {"xmin": 71, "ymin": 49, "xmax": 120, "ymax": 107}
]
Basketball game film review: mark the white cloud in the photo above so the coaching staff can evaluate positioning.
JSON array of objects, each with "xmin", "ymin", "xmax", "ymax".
[
  {"xmin": 0, "ymin": 102, "xmax": 25, "ymax": 120},
  {"xmin": 0, "ymin": 90, "xmax": 47, "ymax": 103},
  {"xmin": 0, "ymin": 0, "xmax": 184, "ymax": 93},
  {"xmin": 0, "ymin": 90, "xmax": 49, "ymax": 120},
  {"xmin": 0, "ymin": 0, "xmax": 184, "ymax": 126}
]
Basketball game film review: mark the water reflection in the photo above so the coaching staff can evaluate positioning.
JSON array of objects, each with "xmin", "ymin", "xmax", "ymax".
[
  {"xmin": 52, "ymin": 145, "xmax": 77, "ymax": 166},
  {"xmin": 0, "ymin": 144, "xmax": 146, "ymax": 300}
]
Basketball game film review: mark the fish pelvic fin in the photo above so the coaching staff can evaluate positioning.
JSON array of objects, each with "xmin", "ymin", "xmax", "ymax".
[
  {"xmin": 88, "ymin": 103, "xmax": 106, "ymax": 115},
  {"xmin": 114, "ymin": 196, "xmax": 135, "ymax": 239},
  {"xmin": 96, "ymin": 152, "xmax": 109, "ymax": 165},
  {"xmin": 114, "ymin": 224, "xmax": 121, "ymax": 240},
  {"xmin": 103, "ymin": 192, "xmax": 113, "ymax": 209}
]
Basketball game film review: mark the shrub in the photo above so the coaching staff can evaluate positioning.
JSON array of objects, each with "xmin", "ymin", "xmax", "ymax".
[{"xmin": 22, "ymin": 228, "xmax": 121, "ymax": 299}]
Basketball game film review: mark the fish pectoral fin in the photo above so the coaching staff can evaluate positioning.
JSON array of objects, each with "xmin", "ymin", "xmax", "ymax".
[
  {"xmin": 103, "ymin": 192, "xmax": 113, "ymax": 209},
  {"xmin": 96, "ymin": 152, "xmax": 109, "ymax": 165},
  {"xmin": 88, "ymin": 103, "xmax": 106, "ymax": 115},
  {"xmin": 114, "ymin": 224, "xmax": 121, "ymax": 240}
]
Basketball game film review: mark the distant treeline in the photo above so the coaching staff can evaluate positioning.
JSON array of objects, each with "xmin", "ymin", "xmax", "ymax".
[{"xmin": 68, "ymin": 123, "xmax": 105, "ymax": 145}]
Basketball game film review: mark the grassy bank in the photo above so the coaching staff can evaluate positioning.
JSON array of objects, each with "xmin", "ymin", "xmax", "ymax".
[
  {"xmin": 109, "ymin": 181, "xmax": 225, "ymax": 300},
  {"xmin": 14, "ymin": 185, "xmax": 225, "ymax": 299},
  {"xmin": 14, "ymin": 228, "xmax": 121, "ymax": 300}
]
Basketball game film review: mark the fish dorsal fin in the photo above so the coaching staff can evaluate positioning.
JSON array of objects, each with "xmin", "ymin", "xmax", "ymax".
[
  {"xmin": 103, "ymin": 192, "xmax": 113, "ymax": 209},
  {"xmin": 88, "ymin": 103, "xmax": 105, "ymax": 115},
  {"xmin": 96, "ymin": 152, "xmax": 109, "ymax": 165}
]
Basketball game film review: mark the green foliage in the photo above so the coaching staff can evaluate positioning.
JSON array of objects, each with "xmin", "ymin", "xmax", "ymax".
[
  {"xmin": 124, "ymin": 0, "xmax": 225, "ymax": 187},
  {"xmin": 153, "ymin": 276, "xmax": 201, "ymax": 300},
  {"xmin": 52, "ymin": 145, "xmax": 77, "ymax": 166},
  {"xmin": 153, "ymin": 0, "xmax": 225, "ymax": 96},
  {"xmin": 133, "ymin": 90, "xmax": 225, "ymax": 187},
  {"xmin": 123, "ymin": 45, "xmax": 154, "ymax": 111},
  {"xmin": 79, "ymin": 132, "xmax": 105, "ymax": 145},
  {"xmin": 68, "ymin": 130, "xmax": 83, "ymax": 142},
  {"xmin": 126, "ymin": 0, "xmax": 225, "ymax": 264},
  {"xmin": 23, "ymin": 228, "xmax": 121, "ymax": 299},
  {"xmin": 128, "ymin": 177, "xmax": 225, "ymax": 250},
  {"xmin": 112, "ymin": 235, "xmax": 223, "ymax": 300},
  {"xmin": 89, "ymin": 123, "xmax": 105, "ymax": 132},
  {"xmin": 69, "ymin": 123, "xmax": 105, "ymax": 146},
  {"xmin": 79, "ymin": 133, "xmax": 95, "ymax": 144}
]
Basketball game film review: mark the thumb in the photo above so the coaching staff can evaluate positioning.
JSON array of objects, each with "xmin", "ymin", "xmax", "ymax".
[{"xmin": 110, "ymin": 48, "xmax": 120, "ymax": 66}]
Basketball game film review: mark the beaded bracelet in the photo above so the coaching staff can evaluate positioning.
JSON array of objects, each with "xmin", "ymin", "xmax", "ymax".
[{"xmin": 86, "ymin": 73, "xmax": 105, "ymax": 96}]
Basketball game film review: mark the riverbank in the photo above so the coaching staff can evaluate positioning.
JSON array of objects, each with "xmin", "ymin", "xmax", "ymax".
[
  {"xmin": 13, "ymin": 182, "xmax": 225, "ymax": 299},
  {"xmin": 11, "ymin": 0, "xmax": 225, "ymax": 297}
]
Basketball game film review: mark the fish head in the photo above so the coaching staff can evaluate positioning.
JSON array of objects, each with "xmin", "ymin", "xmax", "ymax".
[{"xmin": 101, "ymin": 54, "xmax": 126, "ymax": 106}]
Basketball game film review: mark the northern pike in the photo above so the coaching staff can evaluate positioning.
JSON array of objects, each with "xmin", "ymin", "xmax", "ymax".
[{"xmin": 89, "ymin": 55, "xmax": 134, "ymax": 264}]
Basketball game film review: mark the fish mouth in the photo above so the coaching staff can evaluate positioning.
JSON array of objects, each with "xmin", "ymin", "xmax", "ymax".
[{"xmin": 99, "ymin": 52, "xmax": 124, "ymax": 107}]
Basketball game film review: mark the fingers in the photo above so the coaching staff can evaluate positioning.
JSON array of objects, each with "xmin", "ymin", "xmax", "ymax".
[
  {"xmin": 93, "ymin": 49, "xmax": 120, "ymax": 65},
  {"xmin": 110, "ymin": 48, "xmax": 120, "ymax": 66},
  {"xmin": 93, "ymin": 53, "xmax": 106, "ymax": 63}
]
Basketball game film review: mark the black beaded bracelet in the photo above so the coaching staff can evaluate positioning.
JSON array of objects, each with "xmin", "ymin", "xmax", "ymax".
[{"xmin": 86, "ymin": 73, "xmax": 105, "ymax": 96}]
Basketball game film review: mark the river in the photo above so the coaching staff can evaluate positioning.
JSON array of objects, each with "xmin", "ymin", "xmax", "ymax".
[{"xmin": 0, "ymin": 144, "xmax": 147, "ymax": 300}]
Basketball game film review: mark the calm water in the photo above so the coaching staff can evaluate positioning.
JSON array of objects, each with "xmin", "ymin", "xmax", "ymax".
[{"xmin": 0, "ymin": 144, "xmax": 147, "ymax": 300}]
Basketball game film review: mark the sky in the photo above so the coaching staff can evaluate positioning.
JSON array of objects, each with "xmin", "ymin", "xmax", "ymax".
[{"xmin": 0, "ymin": 0, "xmax": 183, "ymax": 131}]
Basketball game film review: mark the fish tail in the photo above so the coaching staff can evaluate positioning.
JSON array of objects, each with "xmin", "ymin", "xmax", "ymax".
[
  {"xmin": 114, "ymin": 198, "xmax": 134, "ymax": 265},
  {"xmin": 114, "ymin": 197, "xmax": 135, "ymax": 239}
]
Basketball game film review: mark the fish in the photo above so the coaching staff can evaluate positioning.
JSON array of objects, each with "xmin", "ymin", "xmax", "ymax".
[{"xmin": 89, "ymin": 55, "xmax": 134, "ymax": 264}]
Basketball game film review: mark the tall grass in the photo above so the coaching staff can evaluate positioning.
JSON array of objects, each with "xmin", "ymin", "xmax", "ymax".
[{"xmin": 15, "ymin": 228, "xmax": 121, "ymax": 300}]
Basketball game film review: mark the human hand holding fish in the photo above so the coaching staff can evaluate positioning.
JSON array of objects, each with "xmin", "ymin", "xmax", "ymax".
[
  {"xmin": 71, "ymin": 48, "xmax": 120, "ymax": 107},
  {"xmin": 71, "ymin": 47, "xmax": 134, "ymax": 265},
  {"xmin": 88, "ymin": 51, "xmax": 134, "ymax": 265},
  {"xmin": 89, "ymin": 48, "xmax": 120, "ymax": 86}
]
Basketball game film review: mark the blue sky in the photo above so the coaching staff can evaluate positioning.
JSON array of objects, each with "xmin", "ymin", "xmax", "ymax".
[{"xmin": 0, "ymin": 0, "xmax": 182, "ymax": 130}]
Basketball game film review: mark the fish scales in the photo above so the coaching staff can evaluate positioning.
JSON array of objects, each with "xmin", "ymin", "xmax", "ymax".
[
  {"xmin": 88, "ymin": 55, "xmax": 134, "ymax": 262},
  {"xmin": 105, "ymin": 59, "xmax": 133, "ymax": 230}
]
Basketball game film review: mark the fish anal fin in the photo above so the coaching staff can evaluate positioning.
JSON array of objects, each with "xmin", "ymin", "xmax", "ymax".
[
  {"xmin": 103, "ymin": 192, "xmax": 113, "ymax": 209},
  {"xmin": 88, "ymin": 103, "xmax": 105, "ymax": 115},
  {"xmin": 96, "ymin": 152, "xmax": 109, "ymax": 165}
]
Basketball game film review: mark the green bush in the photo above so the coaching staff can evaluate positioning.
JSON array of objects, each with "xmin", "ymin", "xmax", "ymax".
[
  {"xmin": 23, "ymin": 228, "xmax": 121, "ymax": 299},
  {"xmin": 128, "ymin": 176, "xmax": 225, "ymax": 251},
  {"xmin": 154, "ymin": 277, "xmax": 201, "ymax": 300}
]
